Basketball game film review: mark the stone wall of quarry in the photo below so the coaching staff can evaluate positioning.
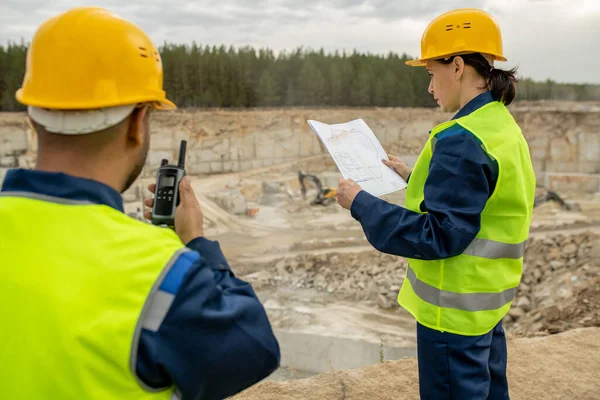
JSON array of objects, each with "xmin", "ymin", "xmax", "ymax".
[{"xmin": 1, "ymin": 105, "xmax": 599, "ymax": 193}]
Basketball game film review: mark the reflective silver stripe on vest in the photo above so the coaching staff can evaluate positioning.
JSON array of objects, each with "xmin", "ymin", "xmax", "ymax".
[
  {"xmin": 463, "ymin": 238, "xmax": 527, "ymax": 259},
  {"xmin": 407, "ymin": 266, "xmax": 517, "ymax": 312},
  {"xmin": 142, "ymin": 291, "xmax": 175, "ymax": 332},
  {"xmin": 130, "ymin": 247, "xmax": 191, "ymax": 392}
]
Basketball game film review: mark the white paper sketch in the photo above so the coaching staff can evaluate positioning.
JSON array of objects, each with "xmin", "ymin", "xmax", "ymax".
[
  {"xmin": 307, "ymin": 118, "xmax": 407, "ymax": 197},
  {"xmin": 328, "ymin": 127, "xmax": 382, "ymax": 182}
]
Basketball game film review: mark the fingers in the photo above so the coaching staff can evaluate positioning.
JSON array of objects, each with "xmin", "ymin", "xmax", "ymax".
[
  {"xmin": 147, "ymin": 183, "xmax": 156, "ymax": 194},
  {"xmin": 338, "ymin": 177, "xmax": 356, "ymax": 185},
  {"xmin": 144, "ymin": 198, "xmax": 153, "ymax": 208},
  {"xmin": 177, "ymin": 177, "xmax": 198, "ymax": 208},
  {"xmin": 382, "ymin": 159, "xmax": 401, "ymax": 169},
  {"xmin": 144, "ymin": 210, "xmax": 152, "ymax": 221},
  {"xmin": 387, "ymin": 154, "xmax": 401, "ymax": 162}
]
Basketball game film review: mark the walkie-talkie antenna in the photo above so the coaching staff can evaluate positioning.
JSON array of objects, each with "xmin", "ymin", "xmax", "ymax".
[{"xmin": 177, "ymin": 140, "xmax": 187, "ymax": 169}]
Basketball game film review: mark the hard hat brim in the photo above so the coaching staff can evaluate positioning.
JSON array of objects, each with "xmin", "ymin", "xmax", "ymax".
[
  {"xmin": 405, "ymin": 59, "xmax": 426, "ymax": 67},
  {"xmin": 154, "ymin": 97, "xmax": 177, "ymax": 110},
  {"xmin": 405, "ymin": 53, "xmax": 507, "ymax": 67}
]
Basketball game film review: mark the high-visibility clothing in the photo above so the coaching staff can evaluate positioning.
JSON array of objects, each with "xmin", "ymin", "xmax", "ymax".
[
  {"xmin": 398, "ymin": 100, "xmax": 536, "ymax": 335},
  {"xmin": 0, "ymin": 192, "xmax": 185, "ymax": 399}
]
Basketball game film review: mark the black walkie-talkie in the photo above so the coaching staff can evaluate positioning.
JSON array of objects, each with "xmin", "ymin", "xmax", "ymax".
[{"xmin": 151, "ymin": 140, "xmax": 187, "ymax": 227}]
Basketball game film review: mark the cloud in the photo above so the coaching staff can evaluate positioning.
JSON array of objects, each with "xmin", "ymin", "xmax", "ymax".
[{"xmin": 0, "ymin": 0, "xmax": 597, "ymax": 84}]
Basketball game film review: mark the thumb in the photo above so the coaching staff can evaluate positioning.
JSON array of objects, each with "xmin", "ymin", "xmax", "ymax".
[{"xmin": 177, "ymin": 177, "xmax": 195, "ymax": 206}]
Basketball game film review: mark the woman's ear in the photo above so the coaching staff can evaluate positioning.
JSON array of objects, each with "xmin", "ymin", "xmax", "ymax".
[{"xmin": 453, "ymin": 56, "xmax": 465, "ymax": 80}]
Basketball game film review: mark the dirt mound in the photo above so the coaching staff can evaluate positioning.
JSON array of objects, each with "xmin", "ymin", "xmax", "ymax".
[{"xmin": 233, "ymin": 327, "xmax": 600, "ymax": 400}]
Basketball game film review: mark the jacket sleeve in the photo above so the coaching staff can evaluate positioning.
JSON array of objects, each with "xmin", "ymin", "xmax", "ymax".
[
  {"xmin": 136, "ymin": 237, "xmax": 280, "ymax": 400},
  {"xmin": 350, "ymin": 128, "xmax": 497, "ymax": 260}
]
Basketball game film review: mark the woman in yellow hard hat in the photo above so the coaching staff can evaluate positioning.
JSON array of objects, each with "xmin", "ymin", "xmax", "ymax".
[{"xmin": 337, "ymin": 8, "xmax": 536, "ymax": 399}]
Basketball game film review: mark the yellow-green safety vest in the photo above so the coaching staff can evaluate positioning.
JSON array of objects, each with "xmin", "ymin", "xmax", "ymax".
[
  {"xmin": 0, "ymin": 192, "xmax": 187, "ymax": 399},
  {"xmin": 398, "ymin": 101, "xmax": 536, "ymax": 336}
]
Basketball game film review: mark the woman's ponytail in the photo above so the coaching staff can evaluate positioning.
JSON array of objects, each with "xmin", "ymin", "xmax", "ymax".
[{"xmin": 488, "ymin": 67, "xmax": 518, "ymax": 106}]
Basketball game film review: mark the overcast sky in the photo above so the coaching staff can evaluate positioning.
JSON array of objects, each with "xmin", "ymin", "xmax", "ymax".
[{"xmin": 1, "ymin": 0, "xmax": 598, "ymax": 84}]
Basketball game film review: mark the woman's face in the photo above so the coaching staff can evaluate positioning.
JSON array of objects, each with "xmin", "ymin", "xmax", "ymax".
[{"xmin": 426, "ymin": 59, "xmax": 461, "ymax": 113}]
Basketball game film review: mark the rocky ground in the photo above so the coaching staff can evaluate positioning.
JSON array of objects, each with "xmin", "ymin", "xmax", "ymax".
[
  {"xmin": 238, "ymin": 230, "xmax": 600, "ymax": 338},
  {"xmin": 505, "ymin": 232, "xmax": 600, "ymax": 336}
]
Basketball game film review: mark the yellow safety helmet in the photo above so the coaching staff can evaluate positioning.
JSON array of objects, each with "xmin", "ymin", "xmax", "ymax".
[
  {"xmin": 406, "ymin": 8, "xmax": 506, "ymax": 67},
  {"xmin": 16, "ymin": 7, "xmax": 175, "ymax": 110}
]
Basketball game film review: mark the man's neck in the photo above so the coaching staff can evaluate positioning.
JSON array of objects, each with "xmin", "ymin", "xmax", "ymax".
[{"xmin": 35, "ymin": 155, "xmax": 123, "ymax": 193}]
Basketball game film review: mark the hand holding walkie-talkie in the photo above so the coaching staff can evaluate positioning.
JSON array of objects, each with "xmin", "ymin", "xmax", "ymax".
[{"xmin": 151, "ymin": 140, "xmax": 187, "ymax": 227}]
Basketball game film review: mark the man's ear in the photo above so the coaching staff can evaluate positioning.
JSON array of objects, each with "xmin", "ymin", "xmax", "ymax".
[{"xmin": 126, "ymin": 105, "xmax": 149, "ymax": 146}]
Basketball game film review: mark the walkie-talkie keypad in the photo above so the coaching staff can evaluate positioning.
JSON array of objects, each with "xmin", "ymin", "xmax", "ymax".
[{"xmin": 155, "ymin": 174, "xmax": 177, "ymax": 215}]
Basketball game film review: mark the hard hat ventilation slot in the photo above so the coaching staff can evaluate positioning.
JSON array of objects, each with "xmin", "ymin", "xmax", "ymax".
[
  {"xmin": 463, "ymin": 22, "xmax": 471, "ymax": 29},
  {"xmin": 445, "ymin": 24, "xmax": 453, "ymax": 31}
]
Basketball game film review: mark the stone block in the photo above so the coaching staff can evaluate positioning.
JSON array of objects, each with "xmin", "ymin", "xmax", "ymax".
[
  {"xmin": 188, "ymin": 162, "xmax": 211, "ymax": 175},
  {"xmin": 263, "ymin": 180, "xmax": 282, "ymax": 194},
  {"xmin": 230, "ymin": 134, "xmax": 256, "ymax": 159},
  {"xmin": 300, "ymin": 131, "xmax": 315, "ymax": 156},
  {"xmin": 240, "ymin": 161, "xmax": 252, "ymax": 172},
  {"xmin": 256, "ymin": 138, "xmax": 275, "ymax": 160},
  {"xmin": 0, "ymin": 156, "xmax": 16, "ymax": 168},
  {"xmin": 0, "ymin": 130, "xmax": 28, "ymax": 154},
  {"xmin": 545, "ymin": 173, "xmax": 600, "ymax": 194},
  {"xmin": 172, "ymin": 130, "xmax": 189, "ymax": 147},
  {"xmin": 189, "ymin": 149, "xmax": 217, "ymax": 165},
  {"xmin": 146, "ymin": 150, "xmax": 174, "ymax": 168},
  {"xmin": 576, "ymin": 162, "xmax": 599, "ymax": 174},
  {"xmin": 211, "ymin": 189, "xmax": 247, "ymax": 215},
  {"xmin": 527, "ymin": 136, "xmax": 548, "ymax": 160},
  {"xmin": 578, "ymin": 132, "xmax": 599, "ymax": 162},
  {"xmin": 210, "ymin": 162, "xmax": 223, "ymax": 173},
  {"xmin": 0, "ymin": 168, "xmax": 8, "ymax": 184},
  {"xmin": 122, "ymin": 185, "xmax": 140, "ymax": 203},
  {"xmin": 212, "ymin": 138, "xmax": 230, "ymax": 155},
  {"xmin": 549, "ymin": 138, "xmax": 574, "ymax": 162},
  {"xmin": 150, "ymin": 132, "xmax": 173, "ymax": 150},
  {"xmin": 222, "ymin": 161, "xmax": 235, "ymax": 172},
  {"xmin": 251, "ymin": 160, "xmax": 263, "ymax": 169},
  {"xmin": 312, "ymin": 136, "xmax": 325, "ymax": 154},
  {"xmin": 545, "ymin": 161, "xmax": 579, "ymax": 174}
]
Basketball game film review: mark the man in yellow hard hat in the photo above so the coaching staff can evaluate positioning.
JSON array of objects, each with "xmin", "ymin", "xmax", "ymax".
[
  {"xmin": 337, "ymin": 8, "xmax": 535, "ymax": 399},
  {"xmin": 0, "ymin": 7, "xmax": 280, "ymax": 400}
]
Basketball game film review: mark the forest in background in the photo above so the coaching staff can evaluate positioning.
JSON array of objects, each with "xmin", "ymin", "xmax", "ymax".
[{"xmin": 1, "ymin": 42, "xmax": 599, "ymax": 111}]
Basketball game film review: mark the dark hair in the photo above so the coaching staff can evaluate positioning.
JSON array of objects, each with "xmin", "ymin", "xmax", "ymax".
[{"xmin": 440, "ymin": 53, "xmax": 518, "ymax": 106}]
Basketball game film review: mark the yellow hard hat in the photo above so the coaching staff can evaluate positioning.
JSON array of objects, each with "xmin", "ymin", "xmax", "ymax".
[
  {"xmin": 16, "ymin": 7, "xmax": 175, "ymax": 110},
  {"xmin": 406, "ymin": 8, "xmax": 507, "ymax": 67}
]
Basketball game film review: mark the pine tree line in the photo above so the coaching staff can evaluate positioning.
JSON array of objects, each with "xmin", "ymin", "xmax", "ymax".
[{"xmin": 1, "ymin": 41, "xmax": 599, "ymax": 111}]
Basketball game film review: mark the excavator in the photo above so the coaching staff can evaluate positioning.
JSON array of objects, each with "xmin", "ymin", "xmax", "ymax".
[
  {"xmin": 534, "ymin": 190, "xmax": 579, "ymax": 211},
  {"xmin": 298, "ymin": 170, "xmax": 337, "ymax": 206},
  {"xmin": 297, "ymin": 171, "xmax": 574, "ymax": 210}
]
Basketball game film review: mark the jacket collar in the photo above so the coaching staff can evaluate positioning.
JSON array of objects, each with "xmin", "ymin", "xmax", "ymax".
[
  {"xmin": 452, "ymin": 91, "xmax": 495, "ymax": 120},
  {"xmin": 1, "ymin": 168, "xmax": 124, "ymax": 212}
]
